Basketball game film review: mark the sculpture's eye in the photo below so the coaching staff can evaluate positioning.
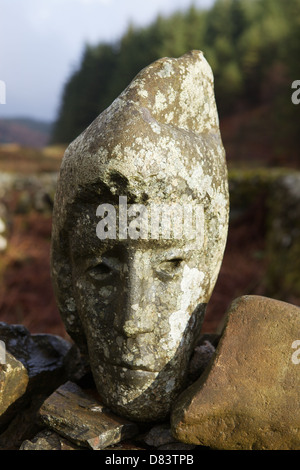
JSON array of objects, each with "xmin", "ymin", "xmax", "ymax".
[
  {"xmin": 157, "ymin": 258, "xmax": 183, "ymax": 279},
  {"xmin": 87, "ymin": 261, "xmax": 112, "ymax": 281}
]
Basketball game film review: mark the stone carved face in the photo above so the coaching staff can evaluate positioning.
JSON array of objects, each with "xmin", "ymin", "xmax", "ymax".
[
  {"xmin": 51, "ymin": 51, "xmax": 229, "ymax": 422},
  {"xmin": 69, "ymin": 202, "xmax": 209, "ymax": 421}
]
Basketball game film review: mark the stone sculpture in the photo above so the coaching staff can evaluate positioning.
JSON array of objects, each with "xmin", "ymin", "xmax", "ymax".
[
  {"xmin": 51, "ymin": 50, "xmax": 229, "ymax": 422},
  {"xmin": 171, "ymin": 295, "xmax": 300, "ymax": 450}
]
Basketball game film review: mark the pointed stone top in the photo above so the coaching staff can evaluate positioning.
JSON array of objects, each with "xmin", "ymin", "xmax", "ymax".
[
  {"xmin": 55, "ymin": 50, "xmax": 227, "ymax": 218},
  {"xmin": 117, "ymin": 50, "xmax": 219, "ymax": 135}
]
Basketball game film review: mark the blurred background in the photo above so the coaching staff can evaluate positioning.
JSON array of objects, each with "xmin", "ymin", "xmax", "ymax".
[{"xmin": 0, "ymin": 0, "xmax": 299, "ymax": 338}]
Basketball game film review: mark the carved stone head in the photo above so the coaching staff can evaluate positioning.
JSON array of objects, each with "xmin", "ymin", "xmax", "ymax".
[{"xmin": 51, "ymin": 51, "xmax": 229, "ymax": 422}]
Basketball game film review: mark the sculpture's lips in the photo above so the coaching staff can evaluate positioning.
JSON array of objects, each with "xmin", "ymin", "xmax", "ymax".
[{"xmin": 106, "ymin": 360, "xmax": 160, "ymax": 373}]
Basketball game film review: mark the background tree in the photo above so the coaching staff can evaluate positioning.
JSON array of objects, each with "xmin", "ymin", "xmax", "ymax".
[{"xmin": 51, "ymin": 0, "xmax": 300, "ymax": 165}]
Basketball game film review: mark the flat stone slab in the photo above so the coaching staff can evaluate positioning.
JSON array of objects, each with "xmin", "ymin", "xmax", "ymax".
[
  {"xmin": 171, "ymin": 295, "xmax": 300, "ymax": 450},
  {"xmin": 39, "ymin": 381, "xmax": 139, "ymax": 450}
]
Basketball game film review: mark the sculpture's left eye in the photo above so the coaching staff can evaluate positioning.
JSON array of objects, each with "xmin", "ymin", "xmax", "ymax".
[
  {"xmin": 157, "ymin": 258, "xmax": 183, "ymax": 280},
  {"xmin": 87, "ymin": 262, "xmax": 112, "ymax": 281}
]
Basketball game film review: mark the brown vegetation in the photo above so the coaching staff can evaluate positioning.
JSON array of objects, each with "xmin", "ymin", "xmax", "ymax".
[
  {"xmin": 0, "ymin": 212, "xmax": 66, "ymax": 337},
  {"xmin": 0, "ymin": 144, "xmax": 65, "ymax": 174}
]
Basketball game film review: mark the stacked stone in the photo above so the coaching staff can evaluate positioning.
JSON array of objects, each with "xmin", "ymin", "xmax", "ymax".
[
  {"xmin": 171, "ymin": 296, "xmax": 300, "ymax": 450},
  {"xmin": 0, "ymin": 322, "xmax": 86, "ymax": 450}
]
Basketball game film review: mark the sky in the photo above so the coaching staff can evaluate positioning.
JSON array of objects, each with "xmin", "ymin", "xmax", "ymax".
[{"xmin": 0, "ymin": 0, "xmax": 215, "ymax": 123}]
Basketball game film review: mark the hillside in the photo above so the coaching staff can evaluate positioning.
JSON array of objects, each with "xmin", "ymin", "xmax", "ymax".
[
  {"xmin": 0, "ymin": 118, "xmax": 53, "ymax": 148},
  {"xmin": 51, "ymin": 0, "xmax": 300, "ymax": 162},
  {"xmin": 0, "ymin": 103, "xmax": 298, "ymax": 175}
]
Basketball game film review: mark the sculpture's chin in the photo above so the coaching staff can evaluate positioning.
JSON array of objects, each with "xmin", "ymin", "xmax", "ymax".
[{"xmin": 92, "ymin": 363, "xmax": 186, "ymax": 422}]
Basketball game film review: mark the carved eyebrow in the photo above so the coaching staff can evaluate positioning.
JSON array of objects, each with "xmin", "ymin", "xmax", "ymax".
[
  {"xmin": 156, "ymin": 249, "xmax": 186, "ymax": 262},
  {"xmin": 159, "ymin": 242, "xmax": 200, "ymax": 261}
]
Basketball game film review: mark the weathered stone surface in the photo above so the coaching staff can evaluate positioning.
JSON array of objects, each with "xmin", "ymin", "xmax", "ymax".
[
  {"xmin": 188, "ymin": 339, "xmax": 216, "ymax": 383},
  {"xmin": 171, "ymin": 295, "xmax": 300, "ymax": 450},
  {"xmin": 158, "ymin": 442, "xmax": 196, "ymax": 450},
  {"xmin": 0, "ymin": 352, "xmax": 28, "ymax": 417},
  {"xmin": 104, "ymin": 441, "xmax": 146, "ymax": 450},
  {"xmin": 142, "ymin": 423, "xmax": 196, "ymax": 450},
  {"xmin": 39, "ymin": 381, "xmax": 139, "ymax": 450},
  {"xmin": 51, "ymin": 50, "xmax": 229, "ymax": 422},
  {"xmin": 20, "ymin": 429, "xmax": 83, "ymax": 450},
  {"xmin": 143, "ymin": 423, "xmax": 175, "ymax": 447}
]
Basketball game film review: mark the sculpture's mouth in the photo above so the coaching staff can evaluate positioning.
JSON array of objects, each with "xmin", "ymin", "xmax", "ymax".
[{"xmin": 106, "ymin": 360, "xmax": 160, "ymax": 374}]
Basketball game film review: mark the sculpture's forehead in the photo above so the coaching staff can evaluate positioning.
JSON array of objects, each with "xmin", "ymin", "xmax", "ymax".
[
  {"xmin": 71, "ymin": 122, "xmax": 220, "ymax": 202},
  {"xmin": 61, "ymin": 92, "xmax": 224, "ymax": 206},
  {"xmin": 68, "ymin": 196, "xmax": 207, "ymax": 259},
  {"xmin": 69, "ymin": 199, "xmax": 205, "ymax": 259},
  {"xmin": 69, "ymin": 231, "xmax": 201, "ymax": 260}
]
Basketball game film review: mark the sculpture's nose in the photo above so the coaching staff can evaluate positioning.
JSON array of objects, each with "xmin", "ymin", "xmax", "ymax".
[{"xmin": 113, "ymin": 251, "xmax": 156, "ymax": 337}]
